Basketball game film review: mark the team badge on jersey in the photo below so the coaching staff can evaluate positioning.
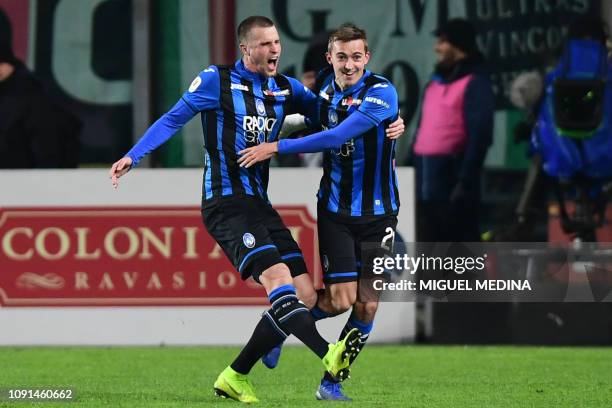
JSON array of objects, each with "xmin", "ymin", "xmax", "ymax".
[
  {"xmin": 243, "ymin": 233, "xmax": 256, "ymax": 248},
  {"xmin": 188, "ymin": 76, "xmax": 202, "ymax": 92},
  {"xmin": 256, "ymin": 99, "xmax": 266, "ymax": 115},
  {"xmin": 328, "ymin": 109, "xmax": 338, "ymax": 127}
]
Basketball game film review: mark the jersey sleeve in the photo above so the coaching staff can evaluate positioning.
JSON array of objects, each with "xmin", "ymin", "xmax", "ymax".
[
  {"xmin": 358, "ymin": 82, "xmax": 399, "ymax": 126},
  {"xmin": 287, "ymin": 77, "xmax": 319, "ymax": 125},
  {"xmin": 277, "ymin": 111, "xmax": 375, "ymax": 154},
  {"xmin": 125, "ymin": 99, "xmax": 196, "ymax": 167},
  {"xmin": 180, "ymin": 66, "xmax": 220, "ymax": 113}
]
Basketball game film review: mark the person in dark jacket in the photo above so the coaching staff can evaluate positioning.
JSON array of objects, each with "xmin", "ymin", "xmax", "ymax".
[
  {"xmin": 0, "ymin": 21, "xmax": 80, "ymax": 168},
  {"xmin": 412, "ymin": 19, "xmax": 494, "ymax": 242}
]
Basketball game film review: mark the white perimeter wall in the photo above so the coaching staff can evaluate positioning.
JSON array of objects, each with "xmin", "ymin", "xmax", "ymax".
[{"xmin": 0, "ymin": 168, "xmax": 415, "ymax": 345}]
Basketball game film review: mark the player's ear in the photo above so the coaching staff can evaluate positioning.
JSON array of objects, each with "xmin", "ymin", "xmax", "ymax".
[
  {"xmin": 325, "ymin": 52, "xmax": 332, "ymax": 64},
  {"xmin": 364, "ymin": 51, "xmax": 371, "ymax": 65}
]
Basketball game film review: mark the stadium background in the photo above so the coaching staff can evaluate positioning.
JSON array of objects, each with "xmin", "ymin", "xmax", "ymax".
[
  {"xmin": 1, "ymin": 1, "xmax": 612, "ymax": 406},
  {"xmin": 1, "ymin": 0, "xmax": 611, "ymax": 343}
]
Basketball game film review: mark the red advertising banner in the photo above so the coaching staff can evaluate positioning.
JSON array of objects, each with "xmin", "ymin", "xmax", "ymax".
[
  {"xmin": 0, "ymin": 206, "xmax": 320, "ymax": 307},
  {"xmin": 0, "ymin": 0, "xmax": 29, "ymax": 62}
]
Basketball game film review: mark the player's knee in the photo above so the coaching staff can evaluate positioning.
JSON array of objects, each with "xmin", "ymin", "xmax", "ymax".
[
  {"xmin": 330, "ymin": 290, "xmax": 356, "ymax": 314},
  {"xmin": 297, "ymin": 286, "xmax": 317, "ymax": 309},
  {"xmin": 259, "ymin": 263, "xmax": 292, "ymax": 290},
  {"xmin": 293, "ymin": 275, "xmax": 317, "ymax": 309}
]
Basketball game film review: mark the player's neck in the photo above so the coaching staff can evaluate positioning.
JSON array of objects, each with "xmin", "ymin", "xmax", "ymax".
[
  {"xmin": 241, "ymin": 57, "xmax": 266, "ymax": 79},
  {"xmin": 335, "ymin": 72, "xmax": 364, "ymax": 91}
]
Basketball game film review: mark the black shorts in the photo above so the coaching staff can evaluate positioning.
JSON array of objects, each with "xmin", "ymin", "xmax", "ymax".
[
  {"xmin": 201, "ymin": 196, "xmax": 307, "ymax": 283},
  {"xmin": 317, "ymin": 205, "xmax": 398, "ymax": 285}
]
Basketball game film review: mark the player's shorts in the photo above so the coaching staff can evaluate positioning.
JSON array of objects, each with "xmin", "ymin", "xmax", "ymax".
[
  {"xmin": 317, "ymin": 205, "xmax": 398, "ymax": 285},
  {"xmin": 201, "ymin": 196, "xmax": 307, "ymax": 283}
]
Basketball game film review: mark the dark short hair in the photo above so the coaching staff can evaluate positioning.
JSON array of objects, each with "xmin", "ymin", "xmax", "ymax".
[
  {"xmin": 327, "ymin": 23, "xmax": 368, "ymax": 53},
  {"xmin": 237, "ymin": 16, "xmax": 274, "ymax": 43},
  {"xmin": 433, "ymin": 18, "xmax": 477, "ymax": 54},
  {"xmin": 0, "ymin": 9, "xmax": 17, "ymax": 64}
]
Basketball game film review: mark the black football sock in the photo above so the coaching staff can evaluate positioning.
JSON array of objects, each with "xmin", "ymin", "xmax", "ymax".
[
  {"xmin": 268, "ymin": 284, "xmax": 329, "ymax": 358},
  {"xmin": 230, "ymin": 311, "xmax": 287, "ymax": 375}
]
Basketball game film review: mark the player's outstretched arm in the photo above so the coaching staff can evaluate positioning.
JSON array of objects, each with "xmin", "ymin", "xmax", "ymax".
[
  {"xmin": 108, "ymin": 99, "xmax": 197, "ymax": 189},
  {"xmin": 109, "ymin": 156, "xmax": 133, "ymax": 189},
  {"xmin": 238, "ymin": 111, "xmax": 374, "ymax": 168}
]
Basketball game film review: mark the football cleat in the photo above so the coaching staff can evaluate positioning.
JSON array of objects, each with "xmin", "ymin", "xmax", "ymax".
[
  {"xmin": 261, "ymin": 343, "xmax": 283, "ymax": 369},
  {"xmin": 321, "ymin": 328, "xmax": 361, "ymax": 382},
  {"xmin": 213, "ymin": 366, "xmax": 259, "ymax": 403},
  {"xmin": 316, "ymin": 379, "xmax": 352, "ymax": 401}
]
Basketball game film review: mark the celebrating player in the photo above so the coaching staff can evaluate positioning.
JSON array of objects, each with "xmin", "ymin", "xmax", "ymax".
[
  {"xmin": 109, "ymin": 16, "xmax": 403, "ymax": 403},
  {"xmin": 238, "ymin": 23, "xmax": 401, "ymax": 401}
]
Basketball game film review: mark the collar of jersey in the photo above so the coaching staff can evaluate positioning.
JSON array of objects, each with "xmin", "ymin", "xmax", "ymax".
[
  {"xmin": 331, "ymin": 70, "xmax": 371, "ymax": 95},
  {"xmin": 235, "ymin": 59, "xmax": 268, "ymax": 83}
]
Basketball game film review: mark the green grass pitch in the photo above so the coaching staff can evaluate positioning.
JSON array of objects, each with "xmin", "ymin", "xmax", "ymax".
[{"xmin": 1, "ymin": 345, "xmax": 611, "ymax": 407}]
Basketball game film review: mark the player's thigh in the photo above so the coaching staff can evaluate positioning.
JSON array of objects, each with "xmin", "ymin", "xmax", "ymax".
[
  {"xmin": 354, "ymin": 215, "xmax": 398, "ymax": 272},
  {"xmin": 354, "ymin": 215, "xmax": 398, "ymax": 302},
  {"xmin": 317, "ymin": 207, "xmax": 359, "ymax": 285},
  {"xmin": 201, "ymin": 197, "xmax": 283, "ymax": 283},
  {"xmin": 260, "ymin": 201, "xmax": 309, "ymax": 279}
]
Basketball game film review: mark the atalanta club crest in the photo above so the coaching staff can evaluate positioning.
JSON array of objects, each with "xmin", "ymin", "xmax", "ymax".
[
  {"xmin": 256, "ymin": 99, "xmax": 266, "ymax": 116},
  {"xmin": 243, "ymin": 233, "xmax": 256, "ymax": 248},
  {"xmin": 328, "ymin": 109, "xmax": 338, "ymax": 127}
]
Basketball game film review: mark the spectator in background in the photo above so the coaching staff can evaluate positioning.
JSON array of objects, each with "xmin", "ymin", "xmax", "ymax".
[
  {"xmin": 276, "ymin": 31, "xmax": 331, "ymax": 167},
  {"xmin": 411, "ymin": 19, "xmax": 494, "ymax": 242},
  {"xmin": 301, "ymin": 31, "xmax": 330, "ymax": 91},
  {"xmin": 0, "ymin": 12, "xmax": 81, "ymax": 168}
]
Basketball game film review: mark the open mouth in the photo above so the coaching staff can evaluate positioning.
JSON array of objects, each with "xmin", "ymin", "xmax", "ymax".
[{"xmin": 267, "ymin": 57, "xmax": 278, "ymax": 70}]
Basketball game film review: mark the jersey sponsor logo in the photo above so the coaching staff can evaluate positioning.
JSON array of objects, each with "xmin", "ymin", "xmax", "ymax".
[
  {"xmin": 328, "ymin": 109, "xmax": 338, "ymax": 127},
  {"xmin": 188, "ymin": 76, "xmax": 202, "ymax": 92},
  {"xmin": 319, "ymin": 91, "xmax": 330, "ymax": 101},
  {"xmin": 365, "ymin": 96, "xmax": 390, "ymax": 109},
  {"xmin": 256, "ymin": 99, "xmax": 266, "ymax": 115},
  {"xmin": 341, "ymin": 96, "xmax": 362, "ymax": 106},
  {"xmin": 336, "ymin": 139, "xmax": 355, "ymax": 157},
  {"xmin": 231, "ymin": 83, "xmax": 249, "ymax": 91},
  {"xmin": 264, "ymin": 89, "xmax": 290, "ymax": 97},
  {"xmin": 243, "ymin": 116, "xmax": 278, "ymax": 144},
  {"xmin": 372, "ymin": 83, "xmax": 389, "ymax": 89},
  {"xmin": 243, "ymin": 233, "xmax": 256, "ymax": 248}
]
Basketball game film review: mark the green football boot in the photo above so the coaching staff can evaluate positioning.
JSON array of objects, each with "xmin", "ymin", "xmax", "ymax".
[
  {"xmin": 321, "ymin": 328, "xmax": 361, "ymax": 382},
  {"xmin": 213, "ymin": 366, "xmax": 259, "ymax": 403}
]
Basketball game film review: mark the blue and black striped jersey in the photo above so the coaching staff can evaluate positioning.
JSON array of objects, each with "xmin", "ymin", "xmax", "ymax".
[
  {"xmin": 182, "ymin": 60, "xmax": 317, "ymax": 202},
  {"xmin": 315, "ymin": 70, "xmax": 400, "ymax": 217}
]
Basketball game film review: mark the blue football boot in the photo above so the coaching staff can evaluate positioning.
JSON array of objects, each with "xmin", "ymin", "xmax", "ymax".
[
  {"xmin": 315, "ymin": 379, "xmax": 352, "ymax": 401},
  {"xmin": 261, "ymin": 343, "xmax": 283, "ymax": 369}
]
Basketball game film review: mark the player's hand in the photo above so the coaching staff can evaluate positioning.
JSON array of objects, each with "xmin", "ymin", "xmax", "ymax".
[
  {"xmin": 386, "ymin": 114, "xmax": 405, "ymax": 140},
  {"xmin": 108, "ymin": 156, "xmax": 133, "ymax": 189},
  {"xmin": 238, "ymin": 142, "xmax": 278, "ymax": 168}
]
